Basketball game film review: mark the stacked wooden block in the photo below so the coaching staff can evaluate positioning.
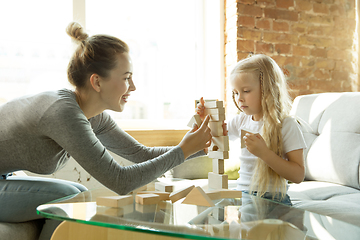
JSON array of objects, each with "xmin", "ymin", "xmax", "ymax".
[
  {"xmin": 188, "ymin": 100, "xmax": 229, "ymax": 190},
  {"xmin": 206, "ymin": 100, "xmax": 229, "ymax": 190}
]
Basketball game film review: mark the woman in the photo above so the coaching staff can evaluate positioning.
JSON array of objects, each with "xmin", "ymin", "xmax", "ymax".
[{"xmin": 0, "ymin": 22, "xmax": 212, "ymax": 239}]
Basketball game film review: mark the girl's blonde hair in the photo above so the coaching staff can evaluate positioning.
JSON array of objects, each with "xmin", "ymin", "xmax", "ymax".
[
  {"xmin": 231, "ymin": 54, "xmax": 292, "ymax": 199},
  {"xmin": 66, "ymin": 22, "xmax": 129, "ymax": 88}
]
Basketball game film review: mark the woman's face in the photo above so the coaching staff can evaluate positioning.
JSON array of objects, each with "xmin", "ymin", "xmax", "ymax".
[
  {"xmin": 231, "ymin": 72, "xmax": 263, "ymax": 121},
  {"xmin": 99, "ymin": 52, "xmax": 136, "ymax": 112}
]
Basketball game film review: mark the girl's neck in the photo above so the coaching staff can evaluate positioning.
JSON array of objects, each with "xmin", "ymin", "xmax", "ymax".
[{"xmin": 252, "ymin": 113, "xmax": 263, "ymax": 121}]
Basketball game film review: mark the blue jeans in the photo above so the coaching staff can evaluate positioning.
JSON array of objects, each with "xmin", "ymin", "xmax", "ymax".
[
  {"xmin": 0, "ymin": 175, "xmax": 88, "ymax": 240},
  {"xmin": 243, "ymin": 191, "xmax": 292, "ymax": 206}
]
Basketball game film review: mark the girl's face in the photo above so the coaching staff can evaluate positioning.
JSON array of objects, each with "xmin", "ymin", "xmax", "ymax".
[
  {"xmin": 231, "ymin": 72, "xmax": 263, "ymax": 121},
  {"xmin": 99, "ymin": 52, "xmax": 136, "ymax": 112}
]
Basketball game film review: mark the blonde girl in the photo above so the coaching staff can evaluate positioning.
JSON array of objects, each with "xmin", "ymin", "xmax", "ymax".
[{"xmin": 198, "ymin": 54, "xmax": 306, "ymax": 205}]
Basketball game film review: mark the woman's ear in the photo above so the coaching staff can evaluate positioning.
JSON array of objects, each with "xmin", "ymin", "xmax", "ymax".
[{"xmin": 89, "ymin": 73, "xmax": 101, "ymax": 92}]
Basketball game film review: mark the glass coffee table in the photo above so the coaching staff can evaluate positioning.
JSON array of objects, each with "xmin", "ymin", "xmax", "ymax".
[{"xmin": 37, "ymin": 187, "xmax": 360, "ymax": 240}]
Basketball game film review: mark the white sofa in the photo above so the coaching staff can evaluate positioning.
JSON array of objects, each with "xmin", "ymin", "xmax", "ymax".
[{"xmin": 286, "ymin": 92, "xmax": 360, "ymax": 238}]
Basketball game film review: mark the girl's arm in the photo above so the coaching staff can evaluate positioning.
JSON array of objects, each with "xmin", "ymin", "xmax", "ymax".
[{"xmin": 244, "ymin": 133, "xmax": 305, "ymax": 183}]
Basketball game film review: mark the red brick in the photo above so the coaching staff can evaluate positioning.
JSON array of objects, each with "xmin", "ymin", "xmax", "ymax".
[
  {"xmin": 237, "ymin": 51, "xmax": 252, "ymax": 61},
  {"xmin": 309, "ymin": 79, "xmax": 342, "ymax": 92},
  {"xmin": 291, "ymin": 23, "xmax": 307, "ymax": 34},
  {"xmin": 308, "ymin": 26, "xmax": 333, "ymax": 36},
  {"xmin": 238, "ymin": 16, "xmax": 255, "ymax": 28},
  {"xmin": 288, "ymin": 77, "xmax": 310, "ymax": 89},
  {"xmin": 313, "ymin": 3, "xmax": 329, "ymax": 14},
  {"xmin": 273, "ymin": 21, "xmax": 289, "ymax": 32},
  {"xmin": 300, "ymin": 13, "xmax": 332, "ymax": 25},
  {"xmin": 257, "ymin": 0, "xmax": 276, "ymax": 6},
  {"xmin": 315, "ymin": 58, "xmax": 335, "ymax": 70},
  {"xmin": 263, "ymin": 32, "xmax": 298, "ymax": 44},
  {"xmin": 327, "ymin": 49, "xmax": 350, "ymax": 61},
  {"xmin": 276, "ymin": 0, "xmax": 294, "ymax": 9},
  {"xmin": 331, "ymin": 71, "xmax": 349, "ymax": 80},
  {"xmin": 295, "ymin": 0, "xmax": 312, "ymax": 11},
  {"xmin": 334, "ymin": 38, "xmax": 353, "ymax": 50},
  {"xmin": 237, "ymin": 39, "xmax": 255, "ymax": 52},
  {"xmin": 275, "ymin": 44, "xmax": 291, "ymax": 54},
  {"xmin": 293, "ymin": 46, "xmax": 310, "ymax": 56},
  {"xmin": 256, "ymin": 42, "xmax": 274, "ymax": 54},
  {"xmin": 256, "ymin": 18, "xmax": 271, "ymax": 30},
  {"xmin": 264, "ymin": 9, "xmax": 298, "ymax": 21},
  {"xmin": 272, "ymin": 55, "xmax": 300, "ymax": 67},
  {"xmin": 299, "ymin": 36, "xmax": 333, "ymax": 48},
  {"xmin": 238, "ymin": 28, "xmax": 262, "ymax": 40},
  {"xmin": 335, "ymin": 60, "xmax": 356, "ymax": 73},
  {"xmin": 299, "ymin": 57, "xmax": 315, "ymax": 68},
  {"xmin": 294, "ymin": 68, "xmax": 313, "ymax": 78},
  {"xmin": 329, "ymin": 4, "xmax": 345, "ymax": 16},
  {"xmin": 313, "ymin": 69, "xmax": 330, "ymax": 79},
  {"xmin": 311, "ymin": 48, "xmax": 327, "ymax": 58},
  {"xmin": 331, "ymin": 28, "xmax": 356, "ymax": 39},
  {"xmin": 237, "ymin": 3, "xmax": 262, "ymax": 17},
  {"xmin": 333, "ymin": 17, "xmax": 356, "ymax": 30},
  {"xmin": 238, "ymin": 0, "xmax": 256, "ymax": 4}
]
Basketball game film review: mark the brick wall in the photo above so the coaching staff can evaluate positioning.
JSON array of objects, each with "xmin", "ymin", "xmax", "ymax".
[{"xmin": 224, "ymin": 0, "xmax": 358, "ymax": 108}]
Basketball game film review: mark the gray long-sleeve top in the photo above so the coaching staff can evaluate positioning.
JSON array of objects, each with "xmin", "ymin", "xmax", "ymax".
[{"xmin": 0, "ymin": 89, "xmax": 198, "ymax": 194}]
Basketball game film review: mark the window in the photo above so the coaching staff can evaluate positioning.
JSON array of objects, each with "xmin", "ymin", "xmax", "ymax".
[
  {"xmin": 0, "ymin": 0, "xmax": 73, "ymax": 103},
  {"xmin": 0, "ymin": 0, "xmax": 224, "ymax": 130}
]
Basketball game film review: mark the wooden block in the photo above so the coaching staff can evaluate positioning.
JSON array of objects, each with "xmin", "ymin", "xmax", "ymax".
[
  {"xmin": 212, "ymin": 159, "xmax": 224, "ymax": 174},
  {"xmin": 169, "ymin": 185, "xmax": 195, "ymax": 203},
  {"xmin": 206, "ymin": 190, "xmax": 222, "ymax": 200},
  {"xmin": 211, "ymin": 136, "xmax": 229, "ymax": 151},
  {"xmin": 209, "ymin": 114, "xmax": 225, "ymax": 122},
  {"xmin": 135, "ymin": 194, "xmax": 160, "ymax": 205},
  {"xmin": 96, "ymin": 195, "xmax": 133, "ymax": 208},
  {"xmin": 208, "ymin": 172, "xmax": 228, "ymax": 189},
  {"xmin": 96, "ymin": 204, "xmax": 134, "ymax": 217},
  {"xmin": 209, "ymin": 121, "xmax": 224, "ymax": 137},
  {"xmin": 241, "ymin": 128, "xmax": 258, "ymax": 148},
  {"xmin": 220, "ymin": 189, "xmax": 242, "ymax": 199},
  {"xmin": 206, "ymin": 189, "xmax": 242, "ymax": 200},
  {"xmin": 208, "ymin": 150, "xmax": 229, "ymax": 159},
  {"xmin": 187, "ymin": 114, "xmax": 202, "ymax": 128},
  {"xmin": 137, "ymin": 191, "xmax": 170, "ymax": 201},
  {"xmin": 204, "ymin": 108, "xmax": 225, "ymax": 116},
  {"xmin": 182, "ymin": 186, "xmax": 215, "ymax": 207},
  {"xmin": 155, "ymin": 182, "xmax": 174, "ymax": 192},
  {"xmin": 135, "ymin": 203, "xmax": 157, "ymax": 213},
  {"xmin": 204, "ymin": 100, "xmax": 223, "ymax": 109}
]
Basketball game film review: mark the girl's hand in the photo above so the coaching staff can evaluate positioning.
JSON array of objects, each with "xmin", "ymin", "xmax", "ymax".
[
  {"xmin": 179, "ymin": 115, "xmax": 212, "ymax": 159},
  {"xmin": 243, "ymin": 133, "xmax": 269, "ymax": 158},
  {"xmin": 196, "ymin": 97, "xmax": 228, "ymax": 136},
  {"xmin": 196, "ymin": 97, "xmax": 206, "ymax": 121}
]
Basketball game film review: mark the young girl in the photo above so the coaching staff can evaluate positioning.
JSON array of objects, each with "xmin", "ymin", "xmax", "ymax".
[{"xmin": 198, "ymin": 54, "xmax": 306, "ymax": 205}]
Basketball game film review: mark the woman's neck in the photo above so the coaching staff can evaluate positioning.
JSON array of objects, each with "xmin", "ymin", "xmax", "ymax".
[{"xmin": 74, "ymin": 88, "xmax": 104, "ymax": 119}]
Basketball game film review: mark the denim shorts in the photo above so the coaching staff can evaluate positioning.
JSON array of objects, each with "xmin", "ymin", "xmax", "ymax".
[{"xmin": 243, "ymin": 191, "xmax": 292, "ymax": 206}]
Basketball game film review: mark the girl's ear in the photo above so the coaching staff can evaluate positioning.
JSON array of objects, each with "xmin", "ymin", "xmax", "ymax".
[{"xmin": 89, "ymin": 73, "xmax": 101, "ymax": 92}]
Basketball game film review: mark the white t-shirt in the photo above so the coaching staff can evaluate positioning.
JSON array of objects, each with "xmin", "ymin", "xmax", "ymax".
[{"xmin": 227, "ymin": 113, "xmax": 307, "ymax": 192}]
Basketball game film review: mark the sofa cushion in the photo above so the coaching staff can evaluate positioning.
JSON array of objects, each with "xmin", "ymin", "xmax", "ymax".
[
  {"xmin": 288, "ymin": 181, "xmax": 360, "ymax": 227},
  {"xmin": 0, "ymin": 220, "xmax": 42, "ymax": 240},
  {"xmin": 290, "ymin": 92, "xmax": 360, "ymax": 189}
]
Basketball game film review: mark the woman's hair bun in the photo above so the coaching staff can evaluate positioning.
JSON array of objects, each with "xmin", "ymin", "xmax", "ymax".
[{"xmin": 66, "ymin": 22, "xmax": 88, "ymax": 42}]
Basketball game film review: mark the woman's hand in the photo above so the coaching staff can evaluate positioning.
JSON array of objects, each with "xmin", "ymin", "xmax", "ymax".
[
  {"xmin": 243, "ymin": 133, "xmax": 269, "ymax": 159},
  {"xmin": 178, "ymin": 115, "xmax": 212, "ymax": 159}
]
